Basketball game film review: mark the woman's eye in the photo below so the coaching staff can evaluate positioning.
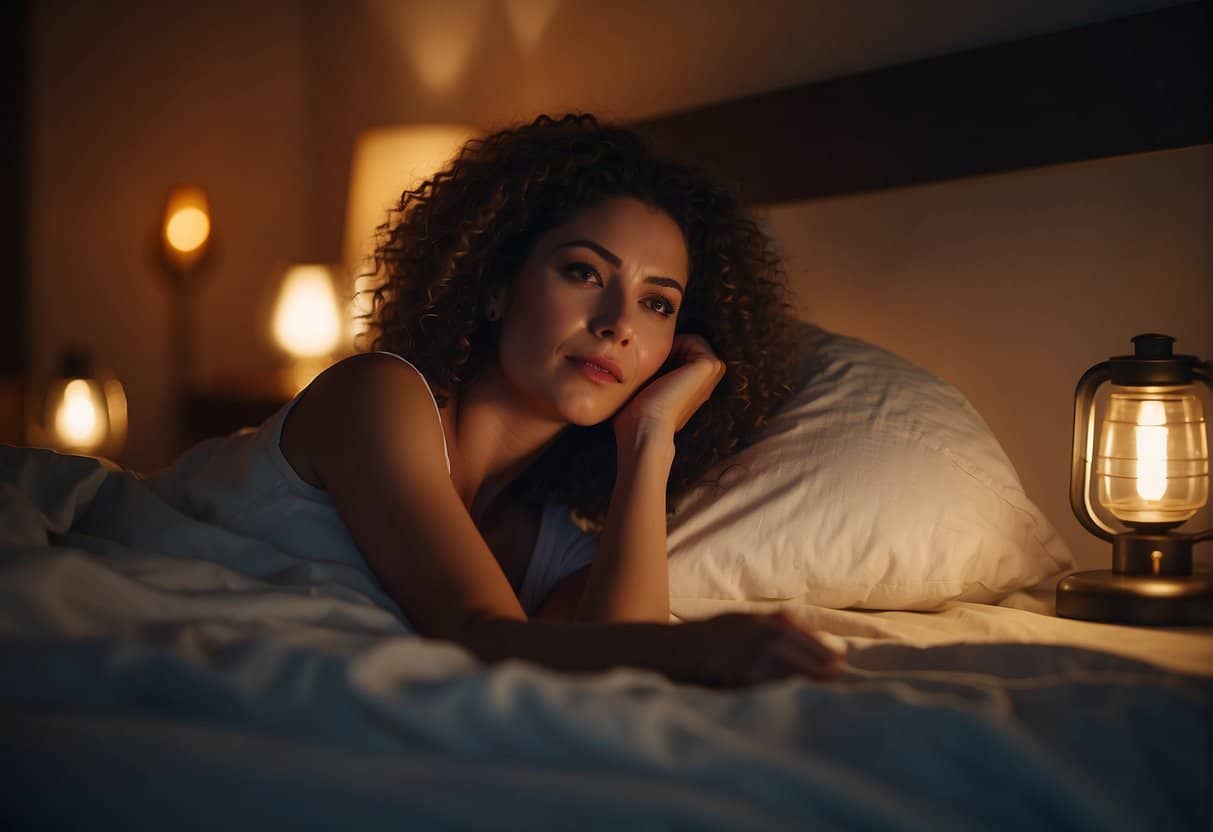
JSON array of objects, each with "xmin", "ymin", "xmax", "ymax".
[
  {"xmin": 565, "ymin": 262, "xmax": 601, "ymax": 284},
  {"xmin": 647, "ymin": 297, "xmax": 677, "ymax": 317}
]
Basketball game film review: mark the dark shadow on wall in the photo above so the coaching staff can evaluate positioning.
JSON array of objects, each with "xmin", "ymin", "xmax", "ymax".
[
  {"xmin": 1, "ymin": 0, "xmax": 28, "ymax": 445},
  {"xmin": 2, "ymin": 0, "xmax": 28, "ymax": 379}
]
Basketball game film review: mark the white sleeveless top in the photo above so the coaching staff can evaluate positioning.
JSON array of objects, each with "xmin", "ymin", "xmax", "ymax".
[{"xmin": 144, "ymin": 353, "xmax": 597, "ymax": 628}]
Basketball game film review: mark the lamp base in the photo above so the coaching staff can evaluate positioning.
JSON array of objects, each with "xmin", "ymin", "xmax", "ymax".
[{"xmin": 1056, "ymin": 570, "xmax": 1213, "ymax": 626}]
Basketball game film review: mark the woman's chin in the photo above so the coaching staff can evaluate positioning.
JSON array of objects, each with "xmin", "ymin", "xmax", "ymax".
[{"xmin": 557, "ymin": 402, "xmax": 620, "ymax": 429}]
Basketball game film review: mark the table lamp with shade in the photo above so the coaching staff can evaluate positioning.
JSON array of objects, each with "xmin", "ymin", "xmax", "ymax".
[
  {"xmin": 343, "ymin": 124, "xmax": 479, "ymax": 346},
  {"xmin": 1059, "ymin": 333, "xmax": 1212, "ymax": 625},
  {"xmin": 271, "ymin": 263, "xmax": 344, "ymax": 395}
]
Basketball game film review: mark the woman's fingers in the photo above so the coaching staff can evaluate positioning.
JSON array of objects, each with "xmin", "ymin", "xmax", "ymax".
[
  {"xmin": 671, "ymin": 333, "xmax": 718, "ymax": 363},
  {"xmin": 768, "ymin": 637, "xmax": 841, "ymax": 678}
]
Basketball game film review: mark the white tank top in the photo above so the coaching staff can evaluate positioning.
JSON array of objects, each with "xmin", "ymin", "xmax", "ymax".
[{"xmin": 144, "ymin": 353, "xmax": 597, "ymax": 627}]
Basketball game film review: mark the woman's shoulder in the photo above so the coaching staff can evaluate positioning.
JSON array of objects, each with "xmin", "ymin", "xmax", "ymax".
[
  {"xmin": 303, "ymin": 351, "xmax": 434, "ymax": 416},
  {"xmin": 280, "ymin": 352, "xmax": 446, "ymax": 489}
]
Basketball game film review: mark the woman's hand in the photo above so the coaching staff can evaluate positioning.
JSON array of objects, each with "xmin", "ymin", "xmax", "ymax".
[
  {"xmin": 613, "ymin": 334, "xmax": 726, "ymax": 442},
  {"xmin": 668, "ymin": 611, "xmax": 844, "ymax": 688}
]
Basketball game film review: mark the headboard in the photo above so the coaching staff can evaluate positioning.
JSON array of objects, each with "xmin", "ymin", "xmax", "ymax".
[{"xmin": 634, "ymin": 3, "xmax": 1212, "ymax": 572}]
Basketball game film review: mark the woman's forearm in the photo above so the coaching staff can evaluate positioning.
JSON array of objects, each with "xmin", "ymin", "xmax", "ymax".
[{"xmin": 574, "ymin": 428, "xmax": 675, "ymax": 623}]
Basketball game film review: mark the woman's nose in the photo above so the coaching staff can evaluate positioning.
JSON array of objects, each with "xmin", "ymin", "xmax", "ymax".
[{"xmin": 590, "ymin": 299, "xmax": 635, "ymax": 345}]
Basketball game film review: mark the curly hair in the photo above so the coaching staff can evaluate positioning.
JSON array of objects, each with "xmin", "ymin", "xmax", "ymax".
[{"xmin": 362, "ymin": 113, "xmax": 805, "ymax": 532}]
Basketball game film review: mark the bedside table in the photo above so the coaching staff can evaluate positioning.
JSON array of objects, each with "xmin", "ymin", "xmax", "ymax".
[{"xmin": 183, "ymin": 369, "xmax": 297, "ymax": 446}]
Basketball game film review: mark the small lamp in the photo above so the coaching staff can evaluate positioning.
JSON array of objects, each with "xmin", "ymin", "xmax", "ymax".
[
  {"xmin": 343, "ymin": 124, "xmax": 479, "ymax": 345},
  {"xmin": 161, "ymin": 185, "xmax": 212, "ymax": 275},
  {"xmin": 1060, "ymin": 333, "xmax": 1212, "ymax": 625},
  {"xmin": 28, "ymin": 348, "xmax": 128, "ymax": 459},
  {"xmin": 157, "ymin": 184, "xmax": 214, "ymax": 450},
  {"xmin": 271, "ymin": 264, "xmax": 343, "ymax": 394}
]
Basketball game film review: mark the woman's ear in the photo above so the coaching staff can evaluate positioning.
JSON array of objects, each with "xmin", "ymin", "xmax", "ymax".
[{"xmin": 484, "ymin": 287, "xmax": 508, "ymax": 321}]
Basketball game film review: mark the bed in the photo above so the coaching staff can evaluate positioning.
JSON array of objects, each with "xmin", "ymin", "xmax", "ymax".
[{"xmin": 4, "ymin": 320, "xmax": 1211, "ymax": 831}]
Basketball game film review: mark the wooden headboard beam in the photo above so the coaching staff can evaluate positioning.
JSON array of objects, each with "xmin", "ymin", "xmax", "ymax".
[{"xmin": 633, "ymin": 3, "xmax": 1211, "ymax": 206}]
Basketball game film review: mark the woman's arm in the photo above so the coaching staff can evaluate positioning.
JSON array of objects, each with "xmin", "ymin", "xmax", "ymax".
[
  {"xmin": 302, "ymin": 353, "xmax": 839, "ymax": 686},
  {"xmin": 568, "ymin": 333, "xmax": 727, "ymax": 624},
  {"xmin": 572, "ymin": 427, "xmax": 674, "ymax": 623}
]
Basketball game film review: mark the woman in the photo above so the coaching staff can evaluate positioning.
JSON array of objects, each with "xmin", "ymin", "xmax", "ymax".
[{"xmin": 278, "ymin": 113, "xmax": 841, "ymax": 686}]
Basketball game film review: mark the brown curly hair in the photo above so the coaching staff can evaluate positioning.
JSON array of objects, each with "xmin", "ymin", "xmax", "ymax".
[{"xmin": 362, "ymin": 113, "xmax": 805, "ymax": 532}]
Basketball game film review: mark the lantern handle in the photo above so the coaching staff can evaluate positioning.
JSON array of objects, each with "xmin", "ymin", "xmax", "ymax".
[{"xmin": 1071, "ymin": 361, "xmax": 1116, "ymax": 541}]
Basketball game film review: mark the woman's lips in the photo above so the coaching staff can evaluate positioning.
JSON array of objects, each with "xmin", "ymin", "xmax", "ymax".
[{"xmin": 567, "ymin": 357, "xmax": 621, "ymax": 384}]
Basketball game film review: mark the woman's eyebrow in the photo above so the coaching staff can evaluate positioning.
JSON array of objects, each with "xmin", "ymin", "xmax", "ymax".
[{"xmin": 553, "ymin": 238, "xmax": 685, "ymax": 296}]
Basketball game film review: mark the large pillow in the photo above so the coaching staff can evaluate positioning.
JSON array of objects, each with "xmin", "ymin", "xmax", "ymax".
[{"xmin": 666, "ymin": 323, "xmax": 1073, "ymax": 610}]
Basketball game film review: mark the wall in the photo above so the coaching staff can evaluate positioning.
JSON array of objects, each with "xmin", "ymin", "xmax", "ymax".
[
  {"xmin": 765, "ymin": 145, "xmax": 1212, "ymax": 571},
  {"xmin": 30, "ymin": 0, "xmax": 312, "ymax": 471}
]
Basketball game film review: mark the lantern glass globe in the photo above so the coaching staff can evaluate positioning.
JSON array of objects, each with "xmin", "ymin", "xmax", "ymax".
[{"xmin": 1095, "ymin": 385, "xmax": 1209, "ymax": 525}]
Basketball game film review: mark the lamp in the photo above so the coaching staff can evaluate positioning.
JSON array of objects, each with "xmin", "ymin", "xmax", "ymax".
[
  {"xmin": 271, "ymin": 264, "xmax": 343, "ymax": 394},
  {"xmin": 157, "ymin": 184, "xmax": 214, "ymax": 451},
  {"xmin": 343, "ymin": 124, "xmax": 479, "ymax": 344},
  {"xmin": 1060, "ymin": 333, "xmax": 1212, "ymax": 625},
  {"xmin": 161, "ymin": 185, "xmax": 212, "ymax": 274},
  {"xmin": 27, "ymin": 348, "xmax": 127, "ymax": 458}
]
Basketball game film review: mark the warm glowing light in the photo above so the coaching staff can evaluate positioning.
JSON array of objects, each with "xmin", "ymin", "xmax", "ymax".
[
  {"xmin": 503, "ymin": 0, "xmax": 561, "ymax": 52},
  {"xmin": 343, "ymin": 125, "xmax": 480, "ymax": 272},
  {"xmin": 161, "ymin": 185, "xmax": 212, "ymax": 271},
  {"xmin": 1096, "ymin": 386, "xmax": 1208, "ymax": 525},
  {"xmin": 273, "ymin": 265, "xmax": 342, "ymax": 358},
  {"xmin": 343, "ymin": 124, "xmax": 479, "ymax": 345},
  {"xmin": 370, "ymin": 0, "xmax": 486, "ymax": 93},
  {"xmin": 165, "ymin": 207, "xmax": 211, "ymax": 253},
  {"xmin": 1135, "ymin": 401, "xmax": 1168, "ymax": 501},
  {"xmin": 53, "ymin": 379, "xmax": 105, "ymax": 451}
]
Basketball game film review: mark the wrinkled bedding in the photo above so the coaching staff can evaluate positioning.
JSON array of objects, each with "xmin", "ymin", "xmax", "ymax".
[{"xmin": 2, "ymin": 446, "xmax": 1211, "ymax": 831}]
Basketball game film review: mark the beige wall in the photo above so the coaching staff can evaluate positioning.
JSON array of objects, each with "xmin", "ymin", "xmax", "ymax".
[{"xmin": 765, "ymin": 146, "xmax": 1213, "ymax": 571}]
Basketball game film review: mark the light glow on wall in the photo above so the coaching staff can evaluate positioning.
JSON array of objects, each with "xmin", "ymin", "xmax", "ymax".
[{"xmin": 343, "ymin": 124, "xmax": 479, "ymax": 344}]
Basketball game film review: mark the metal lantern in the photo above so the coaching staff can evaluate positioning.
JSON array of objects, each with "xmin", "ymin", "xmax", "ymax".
[{"xmin": 1060, "ymin": 333, "xmax": 1212, "ymax": 625}]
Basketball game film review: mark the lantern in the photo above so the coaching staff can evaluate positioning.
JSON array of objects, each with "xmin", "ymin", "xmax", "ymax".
[
  {"xmin": 28, "ymin": 349, "xmax": 128, "ymax": 459},
  {"xmin": 1060, "ymin": 333, "xmax": 1212, "ymax": 625}
]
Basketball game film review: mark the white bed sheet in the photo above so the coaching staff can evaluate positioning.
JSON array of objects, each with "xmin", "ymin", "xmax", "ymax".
[
  {"xmin": 672, "ymin": 584, "xmax": 1213, "ymax": 678},
  {"xmin": 3, "ymin": 445, "xmax": 1211, "ymax": 831}
]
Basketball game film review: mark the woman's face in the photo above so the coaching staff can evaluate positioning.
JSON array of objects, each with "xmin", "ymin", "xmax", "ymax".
[{"xmin": 492, "ymin": 195, "xmax": 690, "ymax": 426}]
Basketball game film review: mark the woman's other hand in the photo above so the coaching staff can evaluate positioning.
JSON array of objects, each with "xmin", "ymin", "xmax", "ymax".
[
  {"xmin": 671, "ymin": 611, "xmax": 845, "ymax": 688},
  {"xmin": 612, "ymin": 333, "xmax": 726, "ymax": 441}
]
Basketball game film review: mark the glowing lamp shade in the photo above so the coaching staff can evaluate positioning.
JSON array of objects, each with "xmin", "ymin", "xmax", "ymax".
[
  {"xmin": 272, "ymin": 265, "xmax": 343, "ymax": 359},
  {"xmin": 343, "ymin": 124, "xmax": 479, "ymax": 342},
  {"xmin": 161, "ymin": 185, "xmax": 212, "ymax": 272},
  {"xmin": 1095, "ymin": 387, "xmax": 1208, "ymax": 525},
  {"xmin": 30, "ymin": 352, "xmax": 128, "ymax": 458}
]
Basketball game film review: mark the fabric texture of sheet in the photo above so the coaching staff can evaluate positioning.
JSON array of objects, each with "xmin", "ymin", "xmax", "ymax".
[{"xmin": 2, "ymin": 443, "xmax": 1211, "ymax": 830}]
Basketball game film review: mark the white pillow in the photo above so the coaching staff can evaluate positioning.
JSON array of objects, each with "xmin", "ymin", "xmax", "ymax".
[{"xmin": 666, "ymin": 323, "xmax": 1073, "ymax": 610}]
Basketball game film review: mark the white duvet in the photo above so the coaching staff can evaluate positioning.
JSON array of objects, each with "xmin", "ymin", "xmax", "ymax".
[{"xmin": 2, "ymin": 445, "xmax": 1211, "ymax": 831}]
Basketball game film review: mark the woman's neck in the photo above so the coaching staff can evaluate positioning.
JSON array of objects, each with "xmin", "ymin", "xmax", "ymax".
[{"xmin": 444, "ymin": 368, "xmax": 567, "ymax": 525}]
